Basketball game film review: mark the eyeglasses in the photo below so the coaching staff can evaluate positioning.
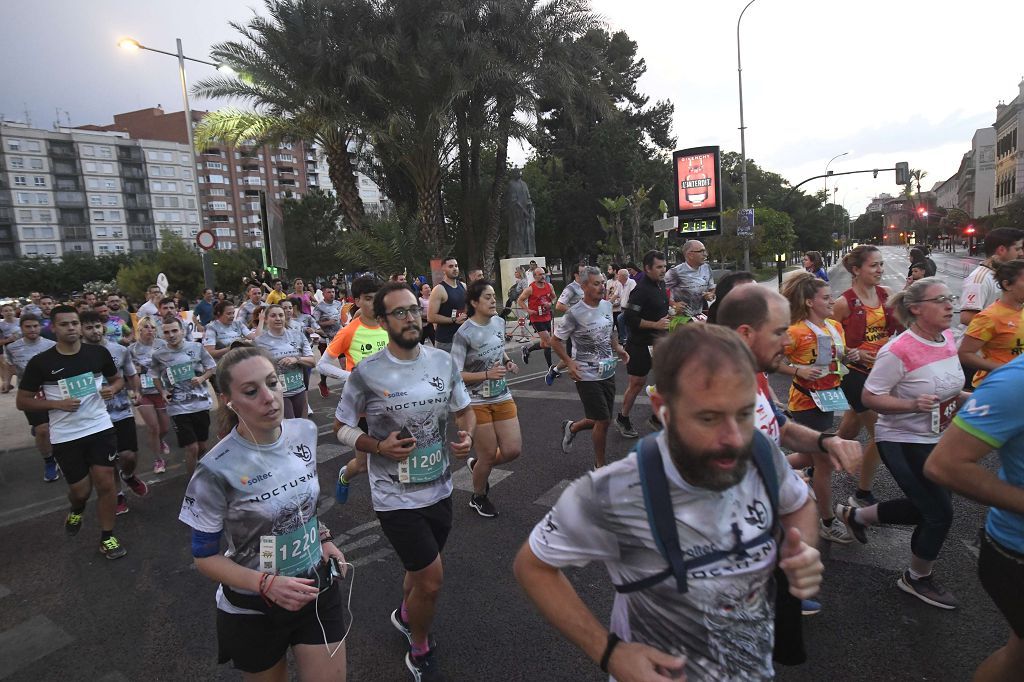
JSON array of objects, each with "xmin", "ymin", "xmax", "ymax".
[
  {"xmin": 688, "ymin": 249, "xmax": 707, "ymax": 254},
  {"xmin": 385, "ymin": 306, "xmax": 423, "ymax": 320},
  {"xmin": 921, "ymin": 295, "xmax": 959, "ymax": 305}
]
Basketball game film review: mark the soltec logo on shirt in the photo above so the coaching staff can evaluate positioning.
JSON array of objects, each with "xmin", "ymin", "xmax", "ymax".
[
  {"xmin": 240, "ymin": 472, "xmax": 273, "ymax": 486},
  {"xmin": 383, "ymin": 390, "xmax": 409, "ymax": 398}
]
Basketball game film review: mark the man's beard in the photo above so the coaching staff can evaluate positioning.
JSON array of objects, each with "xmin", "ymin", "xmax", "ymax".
[
  {"xmin": 666, "ymin": 423, "xmax": 752, "ymax": 492},
  {"xmin": 390, "ymin": 325, "xmax": 422, "ymax": 349}
]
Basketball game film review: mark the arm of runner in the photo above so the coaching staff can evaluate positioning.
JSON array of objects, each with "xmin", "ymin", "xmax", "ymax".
[
  {"xmin": 517, "ymin": 287, "xmax": 534, "ymax": 315},
  {"xmin": 450, "ymin": 404, "xmax": 476, "ymax": 458},
  {"xmin": 957, "ymin": 334, "xmax": 1000, "ymax": 371},
  {"xmin": 780, "ymin": 420, "xmax": 861, "ymax": 475},
  {"xmin": 925, "ymin": 423, "xmax": 1024, "ymax": 515},
  {"xmin": 316, "ymin": 353, "xmax": 350, "ymax": 382},
  {"xmin": 427, "ymin": 284, "xmax": 451, "ymax": 326}
]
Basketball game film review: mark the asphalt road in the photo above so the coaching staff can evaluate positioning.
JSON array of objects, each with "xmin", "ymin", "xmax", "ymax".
[{"xmin": 0, "ymin": 245, "xmax": 1009, "ymax": 681}]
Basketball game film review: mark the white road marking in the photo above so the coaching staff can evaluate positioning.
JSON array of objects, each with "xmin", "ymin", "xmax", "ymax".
[
  {"xmin": 0, "ymin": 615, "xmax": 75, "ymax": 679},
  {"xmin": 534, "ymin": 479, "xmax": 573, "ymax": 507}
]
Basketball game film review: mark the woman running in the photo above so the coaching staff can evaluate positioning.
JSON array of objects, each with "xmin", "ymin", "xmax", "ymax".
[
  {"xmin": 255, "ymin": 304, "xmax": 316, "ymax": 420},
  {"xmin": 780, "ymin": 272, "xmax": 860, "ymax": 544},
  {"xmin": 128, "ymin": 316, "xmax": 171, "ymax": 472},
  {"xmin": 832, "ymin": 245, "xmax": 901, "ymax": 508},
  {"xmin": 204, "ymin": 301, "xmax": 256, "ymax": 361},
  {"xmin": 958, "ymin": 260, "xmax": 1024, "ymax": 388},
  {"xmin": 803, "ymin": 251, "xmax": 829, "ymax": 281},
  {"xmin": 450, "ymin": 280, "xmax": 521, "ymax": 518},
  {"xmin": 419, "ymin": 283, "xmax": 435, "ymax": 346},
  {"xmin": 838, "ymin": 277, "xmax": 966, "ymax": 609},
  {"xmin": 180, "ymin": 346, "xmax": 348, "ymax": 680}
]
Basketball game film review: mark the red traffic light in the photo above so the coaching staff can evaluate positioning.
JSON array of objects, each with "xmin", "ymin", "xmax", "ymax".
[
  {"xmin": 917, "ymin": 206, "xmax": 925, "ymax": 215},
  {"xmin": 965, "ymin": 226, "xmax": 976, "ymax": 235}
]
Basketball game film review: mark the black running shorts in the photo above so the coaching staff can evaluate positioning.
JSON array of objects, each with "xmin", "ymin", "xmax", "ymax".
[
  {"xmin": 216, "ymin": 583, "xmax": 346, "ymax": 673},
  {"xmin": 172, "ymin": 411, "xmax": 211, "ymax": 447},
  {"xmin": 576, "ymin": 378, "xmax": 616, "ymax": 422},
  {"xmin": 839, "ymin": 369, "xmax": 870, "ymax": 414},
  {"xmin": 376, "ymin": 496, "xmax": 453, "ymax": 572},
  {"xmin": 113, "ymin": 417, "xmax": 139, "ymax": 454},
  {"xmin": 979, "ymin": 530, "xmax": 1024, "ymax": 638},
  {"xmin": 52, "ymin": 428, "xmax": 118, "ymax": 485},
  {"xmin": 625, "ymin": 340, "xmax": 652, "ymax": 377}
]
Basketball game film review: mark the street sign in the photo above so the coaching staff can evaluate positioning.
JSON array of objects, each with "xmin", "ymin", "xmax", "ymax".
[
  {"xmin": 737, "ymin": 208, "xmax": 754, "ymax": 237},
  {"xmin": 196, "ymin": 229, "xmax": 217, "ymax": 251},
  {"xmin": 831, "ymin": 232, "xmax": 838, "ymax": 240}
]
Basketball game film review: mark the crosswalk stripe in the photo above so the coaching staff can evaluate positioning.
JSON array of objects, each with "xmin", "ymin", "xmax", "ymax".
[
  {"xmin": 533, "ymin": 479, "xmax": 572, "ymax": 507},
  {"xmin": 0, "ymin": 615, "xmax": 75, "ymax": 679}
]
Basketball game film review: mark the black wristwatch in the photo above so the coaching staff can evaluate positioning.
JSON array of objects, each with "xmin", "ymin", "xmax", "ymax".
[
  {"xmin": 600, "ymin": 632, "xmax": 621, "ymax": 673},
  {"xmin": 817, "ymin": 432, "xmax": 837, "ymax": 453}
]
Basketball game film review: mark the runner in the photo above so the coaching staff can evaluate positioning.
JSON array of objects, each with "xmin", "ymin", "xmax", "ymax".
[
  {"xmin": 926, "ymin": 354, "xmax": 1024, "ymax": 679},
  {"xmin": 16, "ymin": 305, "xmax": 128, "ymax": 559},
  {"xmin": 545, "ymin": 265, "xmax": 586, "ymax": 385},
  {"xmin": 551, "ymin": 267, "xmax": 629, "ymax": 469},
  {"xmin": 292, "ymin": 277, "xmax": 313, "ymax": 315},
  {"xmin": 237, "ymin": 285, "xmax": 266, "ymax": 328},
  {"xmin": 334, "ymin": 281, "xmax": 474, "ymax": 680},
  {"xmin": 3, "ymin": 313, "xmax": 59, "ymax": 480},
  {"xmin": 80, "ymin": 311, "xmax": 148, "ymax": 514},
  {"xmin": 427, "ymin": 256, "xmax": 467, "ymax": 353},
  {"xmin": 150, "ymin": 316, "xmax": 217, "ymax": 477},
  {"xmin": 312, "ymin": 285, "xmax": 346, "ymax": 356},
  {"xmin": 266, "ymin": 278, "xmax": 288, "ymax": 305},
  {"xmin": 38, "ymin": 295, "xmax": 56, "ymax": 340},
  {"xmin": 779, "ymin": 272, "xmax": 859, "ymax": 544},
  {"xmin": 514, "ymin": 324, "xmax": 822, "ymax": 681},
  {"xmin": 450, "ymin": 279, "xmax": 522, "ymax": 517},
  {"xmin": 323, "ymin": 276, "xmax": 387, "ymax": 503},
  {"xmin": 616, "ymin": 250, "xmax": 670, "ymax": 438},
  {"xmin": 137, "ymin": 285, "xmax": 163, "ymax": 318},
  {"xmin": 0, "ymin": 303, "xmax": 20, "ymax": 348},
  {"xmin": 836, "ymin": 277, "xmax": 966, "ymax": 609},
  {"xmin": 803, "ymin": 251, "xmax": 829, "ymax": 281},
  {"xmin": 706, "ymin": 270, "xmax": 757, "ymax": 324},
  {"xmin": 93, "ymin": 302, "xmax": 132, "ymax": 345},
  {"xmin": 959, "ymin": 260, "xmax": 1024, "ymax": 387},
  {"xmin": 960, "ymin": 228, "xmax": 1024, "ymax": 326},
  {"xmin": 194, "ymin": 288, "xmax": 216, "ymax": 327},
  {"xmin": 255, "ymin": 304, "xmax": 315, "ymax": 419},
  {"xmin": 516, "ymin": 267, "xmax": 557, "ymax": 369},
  {"xmin": 418, "ymin": 283, "xmax": 435, "ymax": 346},
  {"xmin": 665, "ymin": 240, "xmax": 715, "ymax": 319},
  {"xmin": 179, "ymin": 346, "xmax": 348, "ymax": 680},
  {"xmin": 832, "ymin": 245, "xmax": 901, "ymax": 509},
  {"xmin": 203, "ymin": 300, "xmax": 256, "ymax": 361},
  {"xmin": 21, "ymin": 291, "xmax": 42, "ymax": 317},
  {"xmin": 128, "ymin": 316, "xmax": 171, "ymax": 473}
]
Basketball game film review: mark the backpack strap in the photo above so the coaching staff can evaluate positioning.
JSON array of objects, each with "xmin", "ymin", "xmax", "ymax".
[
  {"xmin": 635, "ymin": 433, "xmax": 688, "ymax": 594},
  {"xmin": 749, "ymin": 430, "xmax": 780, "ymax": 537}
]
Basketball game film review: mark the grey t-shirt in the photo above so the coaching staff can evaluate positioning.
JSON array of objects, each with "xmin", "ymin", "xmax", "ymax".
[
  {"xmin": 237, "ymin": 300, "xmax": 263, "ymax": 327},
  {"xmin": 555, "ymin": 299, "xmax": 616, "ymax": 382},
  {"xmin": 255, "ymin": 328, "xmax": 313, "ymax": 397},
  {"xmin": 100, "ymin": 339, "xmax": 137, "ymax": 422},
  {"xmin": 450, "ymin": 316, "xmax": 511, "ymax": 404},
  {"xmin": 665, "ymin": 262, "xmax": 715, "ymax": 317},
  {"xmin": 558, "ymin": 280, "xmax": 585, "ymax": 308},
  {"xmin": 203, "ymin": 320, "xmax": 252, "ymax": 349},
  {"xmin": 179, "ymin": 419, "xmax": 321, "ymax": 614},
  {"xmin": 0, "ymin": 319, "xmax": 21, "ymax": 343},
  {"xmin": 149, "ymin": 341, "xmax": 216, "ymax": 416},
  {"xmin": 336, "ymin": 346, "xmax": 471, "ymax": 512},
  {"xmin": 4, "ymin": 336, "xmax": 56, "ymax": 379},
  {"xmin": 312, "ymin": 300, "xmax": 344, "ymax": 337},
  {"xmin": 128, "ymin": 339, "xmax": 166, "ymax": 395}
]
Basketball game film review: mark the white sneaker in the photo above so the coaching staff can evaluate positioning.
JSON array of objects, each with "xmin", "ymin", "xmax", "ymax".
[
  {"xmin": 819, "ymin": 517, "xmax": 854, "ymax": 544},
  {"xmin": 560, "ymin": 419, "xmax": 575, "ymax": 453}
]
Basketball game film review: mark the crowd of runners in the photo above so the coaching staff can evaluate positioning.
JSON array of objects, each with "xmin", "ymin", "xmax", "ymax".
[{"xmin": 3, "ymin": 232, "xmax": 1024, "ymax": 681}]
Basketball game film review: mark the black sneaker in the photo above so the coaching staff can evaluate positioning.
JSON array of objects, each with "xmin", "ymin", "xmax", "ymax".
[
  {"xmin": 646, "ymin": 414, "xmax": 662, "ymax": 431},
  {"xmin": 835, "ymin": 503, "xmax": 868, "ymax": 544},
  {"xmin": 469, "ymin": 494, "xmax": 498, "ymax": 518},
  {"xmin": 406, "ymin": 647, "xmax": 446, "ymax": 682},
  {"xmin": 615, "ymin": 414, "xmax": 638, "ymax": 438},
  {"xmin": 521, "ymin": 346, "xmax": 531, "ymax": 365},
  {"xmin": 390, "ymin": 608, "xmax": 413, "ymax": 645},
  {"xmin": 99, "ymin": 535, "xmax": 127, "ymax": 560},
  {"xmin": 65, "ymin": 511, "xmax": 83, "ymax": 536},
  {"xmin": 849, "ymin": 490, "xmax": 879, "ymax": 508},
  {"xmin": 897, "ymin": 571, "xmax": 958, "ymax": 610}
]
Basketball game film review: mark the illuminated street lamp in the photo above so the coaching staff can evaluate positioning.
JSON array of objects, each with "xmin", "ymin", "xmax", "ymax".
[{"xmin": 775, "ymin": 251, "xmax": 787, "ymax": 287}]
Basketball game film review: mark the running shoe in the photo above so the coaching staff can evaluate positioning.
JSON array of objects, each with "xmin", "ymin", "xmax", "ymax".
[
  {"xmin": 835, "ymin": 504, "xmax": 868, "ymax": 544},
  {"xmin": 65, "ymin": 511, "xmax": 83, "ymax": 536},
  {"xmin": 390, "ymin": 608, "xmax": 413, "ymax": 645},
  {"xmin": 615, "ymin": 414, "xmax": 638, "ymax": 438},
  {"xmin": 100, "ymin": 535, "xmax": 127, "ymax": 560},
  {"xmin": 469, "ymin": 494, "xmax": 499, "ymax": 518},
  {"xmin": 897, "ymin": 571, "xmax": 958, "ymax": 610},
  {"xmin": 153, "ymin": 458, "xmax": 167, "ymax": 474},
  {"xmin": 319, "ymin": 380, "xmax": 330, "ymax": 399},
  {"xmin": 521, "ymin": 346, "xmax": 531, "ymax": 365},
  {"xmin": 801, "ymin": 599, "xmax": 822, "ymax": 616},
  {"xmin": 406, "ymin": 647, "xmax": 445, "ymax": 682},
  {"xmin": 819, "ymin": 517, "xmax": 853, "ymax": 544},
  {"xmin": 560, "ymin": 419, "xmax": 576, "ymax": 453},
  {"xmin": 43, "ymin": 458, "xmax": 61, "ymax": 482},
  {"xmin": 115, "ymin": 493, "xmax": 129, "ymax": 516},
  {"xmin": 335, "ymin": 465, "xmax": 350, "ymax": 504},
  {"xmin": 160, "ymin": 440, "xmax": 170, "ymax": 456},
  {"xmin": 466, "ymin": 457, "xmax": 489, "ymax": 494},
  {"xmin": 122, "ymin": 473, "xmax": 149, "ymax": 497},
  {"xmin": 544, "ymin": 365, "xmax": 560, "ymax": 385},
  {"xmin": 646, "ymin": 414, "xmax": 662, "ymax": 432},
  {"xmin": 848, "ymin": 490, "xmax": 878, "ymax": 508}
]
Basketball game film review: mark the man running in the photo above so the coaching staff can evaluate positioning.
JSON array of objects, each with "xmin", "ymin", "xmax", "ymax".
[
  {"xmin": 16, "ymin": 305, "xmax": 128, "ymax": 559},
  {"xmin": 961, "ymin": 227, "xmax": 1024, "ymax": 327},
  {"xmin": 312, "ymin": 285, "xmax": 345, "ymax": 355},
  {"xmin": 551, "ymin": 267, "xmax": 629, "ymax": 469},
  {"xmin": 150, "ymin": 317, "xmax": 217, "ymax": 477},
  {"xmin": 265, "ymin": 278, "xmax": 288, "ymax": 305},
  {"xmin": 515, "ymin": 324, "xmax": 822, "ymax": 680},
  {"xmin": 335, "ymin": 281, "xmax": 474, "ymax": 680},
  {"xmin": 80, "ymin": 311, "xmax": 148, "ymax": 514},
  {"xmin": 545, "ymin": 264, "xmax": 586, "ymax": 385},
  {"xmin": 193, "ymin": 288, "xmax": 215, "ymax": 327},
  {"xmin": 21, "ymin": 291, "xmax": 43, "ymax": 317},
  {"xmin": 3, "ymin": 314, "xmax": 59, "ymax": 480},
  {"xmin": 427, "ymin": 256, "xmax": 467, "ymax": 353},
  {"xmin": 137, "ymin": 285, "xmax": 163, "ymax": 318},
  {"xmin": 324, "ymin": 276, "xmax": 388, "ymax": 502},
  {"xmin": 517, "ymin": 267, "xmax": 557, "ymax": 369},
  {"xmin": 237, "ymin": 285, "xmax": 265, "ymax": 329},
  {"xmin": 616, "ymin": 250, "xmax": 670, "ymax": 438},
  {"xmin": 665, "ymin": 239, "xmax": 715, "ymax": 320}
]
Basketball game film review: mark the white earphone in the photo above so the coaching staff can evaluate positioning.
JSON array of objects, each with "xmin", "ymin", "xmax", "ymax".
[{"xmin": 658, "ymin": 405, "xmax": 670, "ymax": 425}]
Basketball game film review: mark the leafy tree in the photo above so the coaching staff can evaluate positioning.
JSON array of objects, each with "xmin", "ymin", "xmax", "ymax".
[
  {"xmin": 751, "ymin": 207, "xmax": 797, "ymax": 264},
  {"xmin": 597, "ymin": 196, "xmax": 628, "ymax": 263},
  {"xmin": 854, "ymin": 211, "xmax": 884, "ymax": 242},
  {"xmin": 0, "ymin": 253, "xmax": 133, "ymax": 298},
  {"xmin": 115, "ymin": 236, "xmax": 258, "ymax": 302},
  {"xmin": 336, "ymin": 210, "xmax": 444, "ymax": 279},
  {"xmin": 282, "ymin": 188, "xmax": 345, "ymax": 278}
]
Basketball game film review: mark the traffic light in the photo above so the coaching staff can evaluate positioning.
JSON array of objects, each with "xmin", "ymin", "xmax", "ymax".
[
  {"xmin": 965, "ymin": 226, "xmax": 976, "ymax": 235},
  {"xmin": 895, "ymin": 162, "xmax": 910, "ymax": 185}
]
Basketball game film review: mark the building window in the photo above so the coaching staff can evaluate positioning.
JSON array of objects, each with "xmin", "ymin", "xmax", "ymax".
[
  {"xmin": 33, "ymin": 177, "xmax": 45, "ymax": 187},
  {"xmin": 86, "ymin": 178, "xmax": 99, "ymax": 189},
  {"xmin": 40, "ymin": 227, "xmax": 54, "ymax": 239},
  {"xmin": 7, "ymin": 139, "xmax": 21, "ymax": 151},
  {"xmin": 29, "ymin": 158, "xmax": 43, "ymax": 170},
  {"xmin": 9, "ymin": 156, "xmax": 24, "ymax": 169},
  {"xmin": 104, "ymin": 179, "xmax": 117, "ymax": 190},
  {"xmin": 18, "ymin": 209, "xmax": 32, "ymax": 220},
  {"xmin": 26, "ymin": 140, "xmax": 41, "ymax": 152},
  {"xmin": 34, "ymin": 194, "xmax": 48, "ymax": 205},
  {"xmin": 14, "ymin": 176, "xmax": 26, "ymax": 186},
  {"xmin": 89, "ymin": 195, "xmax": 103, "ymax": 206},
  {"xmin": 99, "ymin": 147, "xmax": 113, "ymax": 159},
  {"xmin": 16, "ymin": 192, "xmax": 30, "ymax": 204},
  {"xmin": 101, "ymin": 163, "xmax": 114, "ymax": 173},
  {"xmin": 104, "ymin": 195, "xmax": 118, "ymax": 206},
  {"xmin": 93, "ymin": 210, "xmax": 105, "ymax": 222},
  {"xmin": 85, "ymin": 161, "xmax": 98, "ymax": 172},
  {"xmin": 38, "ymin": 210, "xmax": 52, "ymax": 221},
  {"xmin": 181, "ymin": 153, "xmax": 191, "ymax": 164},
  {"xmin": 82, "ymin": 145, "xmax": 95, "ymax": 156}
]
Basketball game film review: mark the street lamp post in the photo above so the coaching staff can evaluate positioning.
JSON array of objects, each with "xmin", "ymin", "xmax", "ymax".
[
  {"xmin": 824, "ymin": 151, "xmax": 848, "ymax": 254},
  {"xmin": 118, "ymin": 37, "xmax": 232, "ymax": 290},
  {"xmin": 737, "ymin": 0, "xmax": 760, "ymax": 273}
]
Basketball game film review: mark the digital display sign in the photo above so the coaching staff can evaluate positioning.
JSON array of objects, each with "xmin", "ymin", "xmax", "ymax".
[
  {"xmin": 672, "ymin": 146, "xmax": 722, "ymax": 216},
  {"xmin": 677, "ymin": 216, "xmax": 720, "ymax": 237}
]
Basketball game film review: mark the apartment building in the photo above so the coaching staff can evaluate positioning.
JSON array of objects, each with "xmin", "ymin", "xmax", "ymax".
[
  {"xmin": 0, "ymin": 121, "xmax": 200, "ymax": 260},
  {"xmin": 994, "ymin": 80, "xmax": 1024, "ymax": 211},
  {"xmin": 310, "ymin": 140, "xmax": 388, "ymax": 214}
]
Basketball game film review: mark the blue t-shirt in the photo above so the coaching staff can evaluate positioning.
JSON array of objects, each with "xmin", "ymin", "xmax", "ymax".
[
  {"xmin": 194, "ymin": 299, "xmax": 215, "ymax": 326},
  {"xmin": 953, "ymin": 354, "xmax": 1024, "ymax": 553}
]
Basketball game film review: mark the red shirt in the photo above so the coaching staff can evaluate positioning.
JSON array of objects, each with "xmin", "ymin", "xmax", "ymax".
[{"xmin": 526, "ymin": 282, "xmax": 555, "ymax": 323}]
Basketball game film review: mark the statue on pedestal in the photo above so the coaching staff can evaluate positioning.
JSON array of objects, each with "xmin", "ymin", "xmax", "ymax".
[{"xmin": 506, "ymin": 168, "xmax": 536, "ymax": 257}]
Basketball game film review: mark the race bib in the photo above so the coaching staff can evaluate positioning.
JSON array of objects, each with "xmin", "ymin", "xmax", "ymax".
[
  {"xmin": 278, "ymin": 369, "xmax": 305, "ymax": 393},
  {"xmin": 140, "ymin": 373, "xmax": 155, "ymax": 390},
  {"xmin": 811, "ymin": 388, "xmax": 850, "ymax": 413},
  {"xmin": 58, "ymin": 372, "xmax": 99, "ymax": 400},
  {"xmin": 598, "ymin": 357, "xmax": 618, "ymax": 380},
  {"xmin": 259, "ymin": 516, "xmax": 321, "ymax": 577},
  {"xmin": 931, "ymin": 396, "xmax": 959, "ymax": 434},
  {"xmin": 165, "ymin": 361, "xmax": 195, "ymax": 385},
  {"xmin": 479, "ymin": 378, "xmax": 507, "ymax": 398},
  {"xmin": 397, "ymin": 443, "xmax": 447, "ymax": 484}
]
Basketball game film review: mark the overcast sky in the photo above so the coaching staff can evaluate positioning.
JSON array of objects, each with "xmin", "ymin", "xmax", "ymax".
[{"xmin": 1, "ymin": 0, "xmax": 1019, "ymax": 217}]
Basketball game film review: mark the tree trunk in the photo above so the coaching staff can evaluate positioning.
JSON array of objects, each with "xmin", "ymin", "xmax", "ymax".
[
  {"xmin": 322, "ymin": 134, "xmax": 364, "ymax": 232},
  {"xmin": 481, "ymin": 102, "xmax": 514, "ymax": 278},
  {"xmin": 455, "ymin": 105, "xmax": 479, "ymax": 269}
]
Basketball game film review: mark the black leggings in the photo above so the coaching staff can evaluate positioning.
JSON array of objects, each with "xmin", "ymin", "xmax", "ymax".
[{"xmin": 876, "ymin": 441, "xmax": 953, "ymax": 562}]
